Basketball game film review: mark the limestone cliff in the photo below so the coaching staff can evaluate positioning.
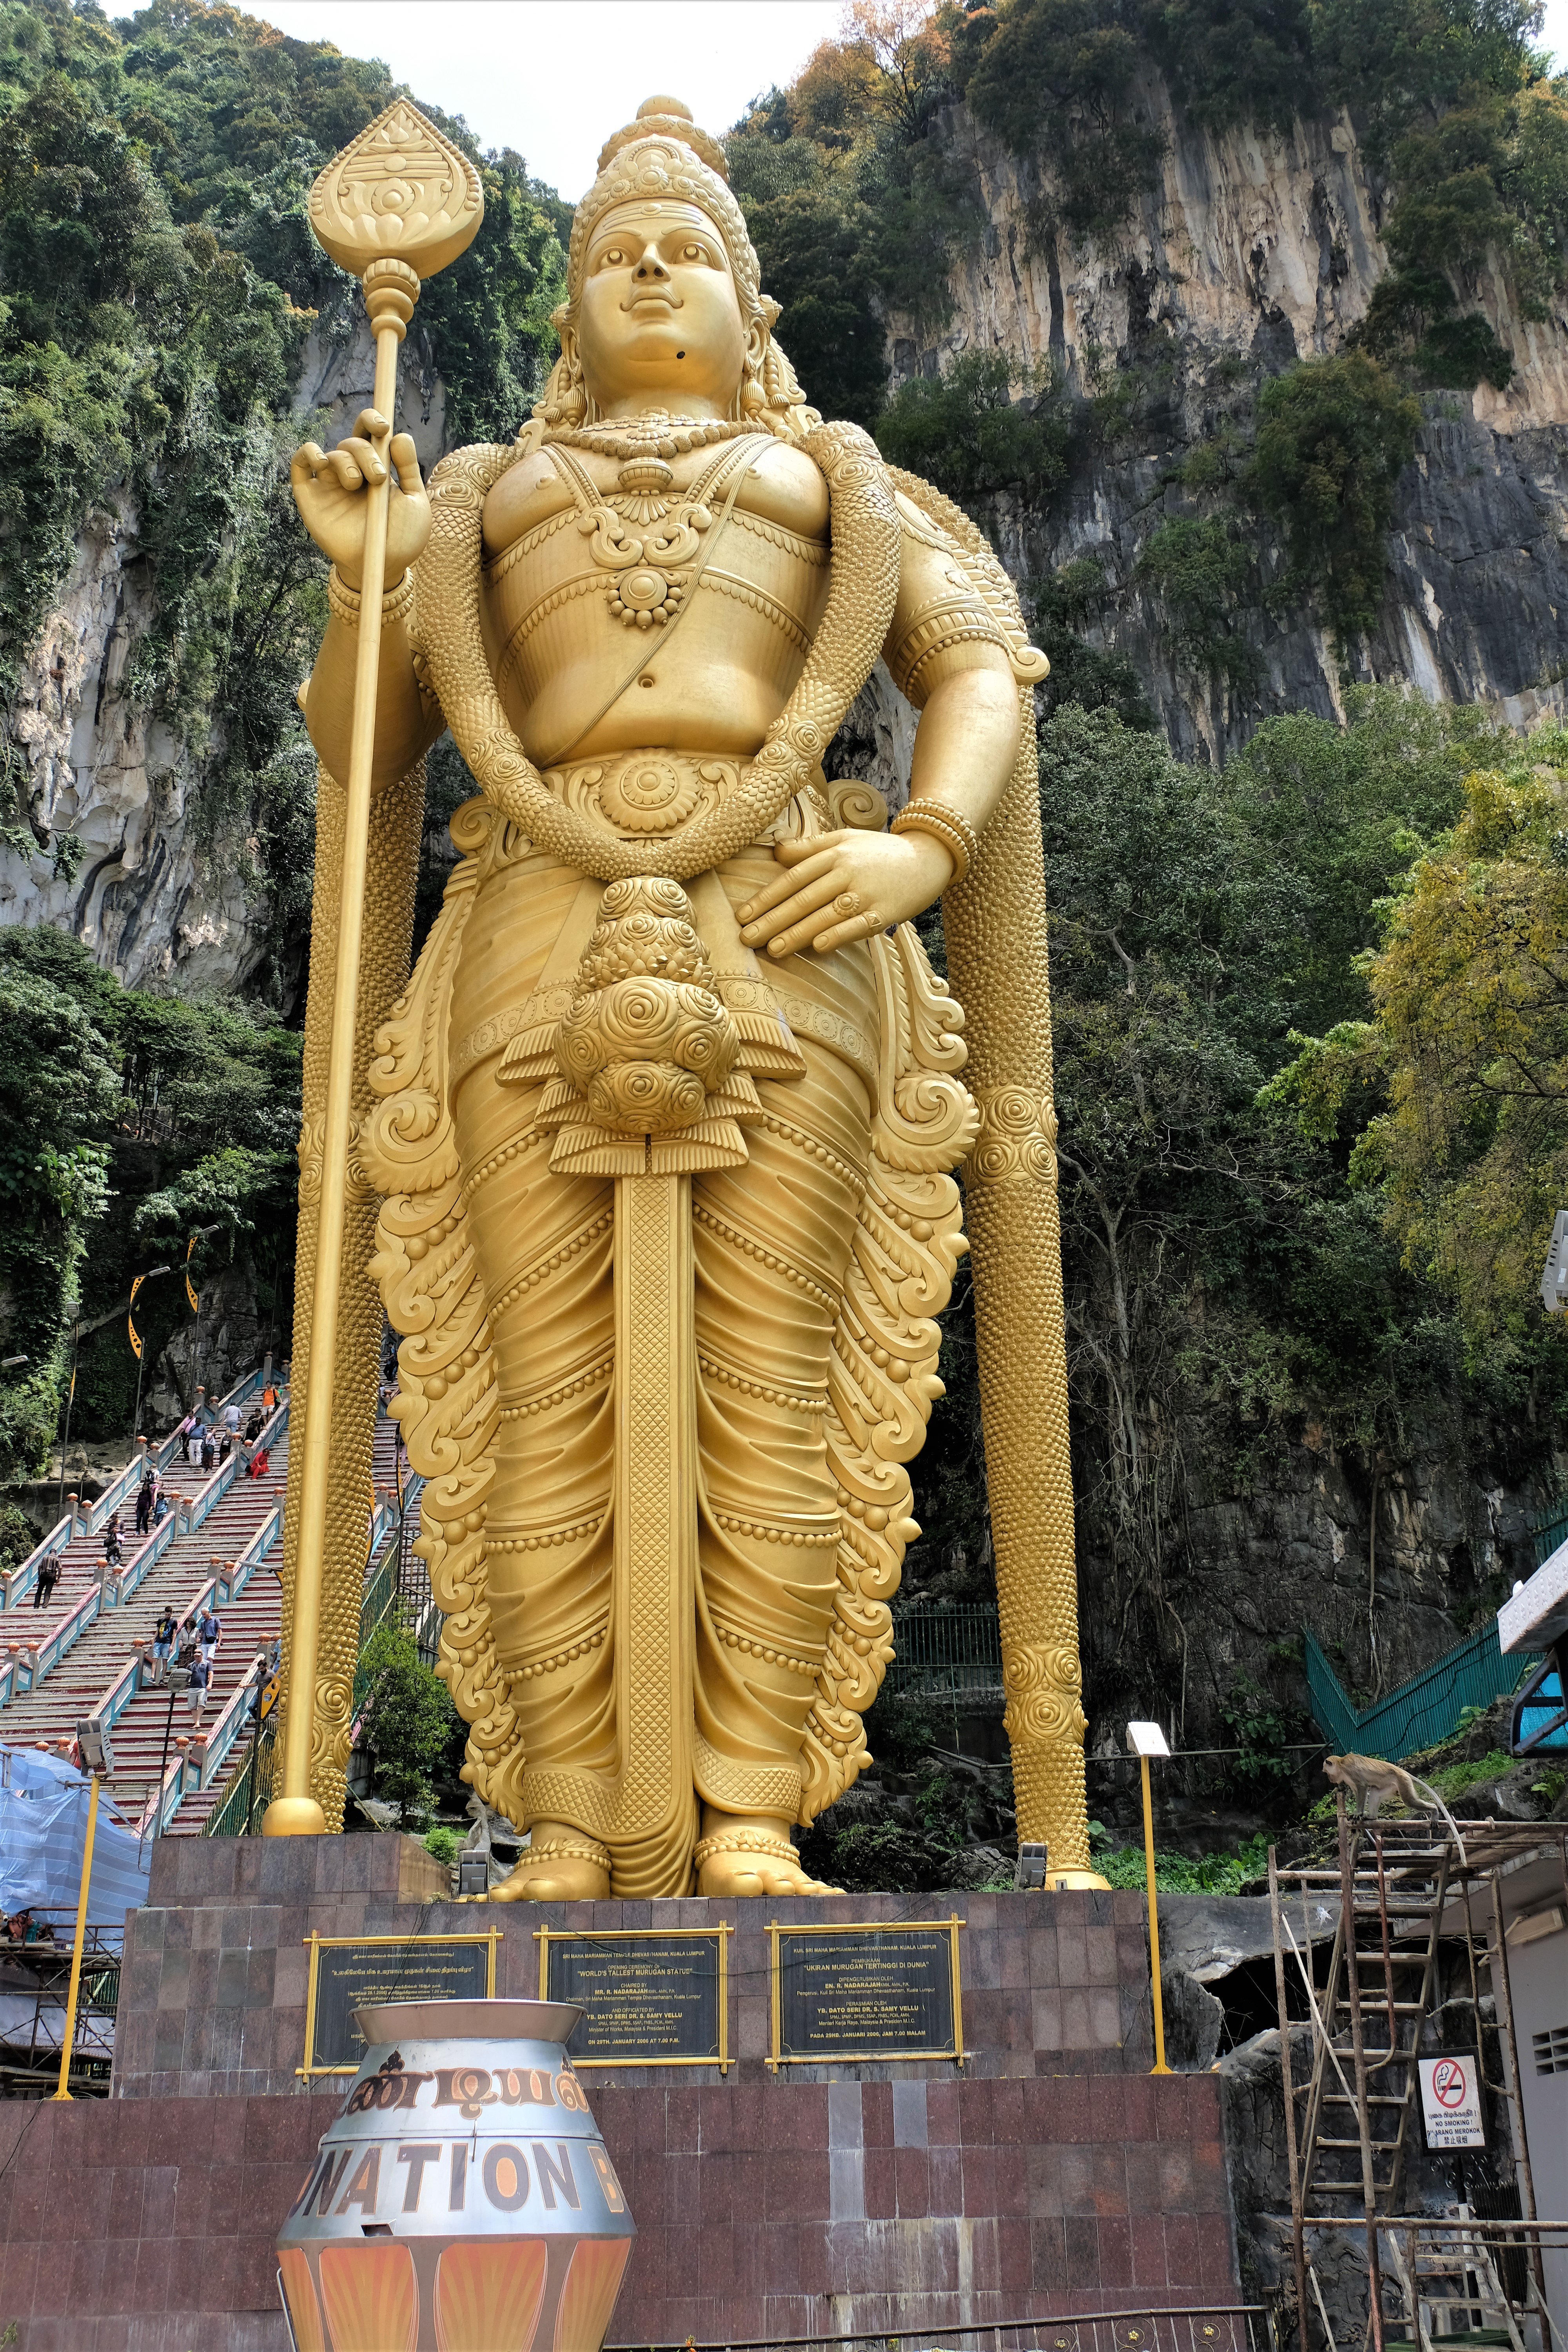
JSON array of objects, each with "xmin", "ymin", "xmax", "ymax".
[
  {"xmin": 889, "ymin": 73, "xmax": 1568, "ymax": 761},
  {"xmin": 0, "ymin": 316, "xmax": 450, "ymax": 992}
]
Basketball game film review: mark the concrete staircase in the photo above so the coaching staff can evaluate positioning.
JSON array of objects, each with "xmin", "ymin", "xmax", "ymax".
[{"xmin": 0, "ymin": 1434, "xmax": 290, "ymax": 1826}]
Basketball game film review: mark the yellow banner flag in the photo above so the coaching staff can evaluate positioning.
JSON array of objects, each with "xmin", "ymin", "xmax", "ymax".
[
  {"xmin": 128, "ymin": 1273, "xmax": 145, "ymax": 1362},
  {"xmin": 185, "ymin": 1234, "xmax": 199, "ymax": 1316}
]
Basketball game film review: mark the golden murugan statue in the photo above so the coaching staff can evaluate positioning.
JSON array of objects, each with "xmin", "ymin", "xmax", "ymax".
[{"xmin": 284, "ymin": 95, "xmax": 1094, "ymax": 1897}]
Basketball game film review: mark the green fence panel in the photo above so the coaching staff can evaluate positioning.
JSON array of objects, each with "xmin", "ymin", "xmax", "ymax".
[
  {"xmin": 1302, "ymin": 1620, "xmax": 1538, "ymax": 1762},
  {"xmin": 886, "ymin": 1603, "xmax": 1003, "ymax": 1695}
]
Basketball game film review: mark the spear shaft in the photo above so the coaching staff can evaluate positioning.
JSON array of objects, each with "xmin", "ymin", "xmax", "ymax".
[
  {"xmin": 263, "ymin": 103, "xmax": 481, "ymax": 1835},
  {"xmin": 263, "ymin": 265, "xmax": 413, "ymax": 1833}
]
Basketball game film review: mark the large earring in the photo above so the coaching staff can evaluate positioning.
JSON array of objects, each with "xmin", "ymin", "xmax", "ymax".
[
  {"xmin": 739, "ymin": 315, "xmax": 770, "ymax": 419},
  {"xmin": 540, "ymin": 306, "xmax": 588, "ymax": 427}
]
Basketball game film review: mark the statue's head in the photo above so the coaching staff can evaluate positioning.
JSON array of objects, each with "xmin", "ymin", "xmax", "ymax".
[{"xmin": 535, "ymin": 96, "xmax": 817, "ymax": 438}]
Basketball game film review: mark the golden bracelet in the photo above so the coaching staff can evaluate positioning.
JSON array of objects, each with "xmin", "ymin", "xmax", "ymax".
[
  {"xmin": 327, "ymin": 564, "xmax": 416, "ymax": 633},
  {"xmin": 889, "ymin": 800, "xmax": 980, "ymax": 886}
]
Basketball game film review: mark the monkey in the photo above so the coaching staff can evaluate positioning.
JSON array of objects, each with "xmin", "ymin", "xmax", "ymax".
[{"xmin": 1323, "ymin": 1753, "xmax": 1467, "ymax": 1861}]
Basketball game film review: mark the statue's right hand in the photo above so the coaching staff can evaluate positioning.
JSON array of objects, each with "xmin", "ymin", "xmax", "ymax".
[{"xmin": 290, "ymin": 408, "xmax": 431, "ymax": 592}]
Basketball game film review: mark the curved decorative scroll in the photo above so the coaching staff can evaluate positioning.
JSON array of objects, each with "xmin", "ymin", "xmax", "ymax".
[
  {"xmin": 802, "ymin": 923, "xmax": 978, "ymax": 1821},
  {"xmin": 362, "ymin": 799, "xmax": 527, "ymax": 1818}
]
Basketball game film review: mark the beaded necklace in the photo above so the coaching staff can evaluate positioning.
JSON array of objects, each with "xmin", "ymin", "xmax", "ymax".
[{"xmin": 545, "ymin": 410, "xmax": 752, "ymax": 461}]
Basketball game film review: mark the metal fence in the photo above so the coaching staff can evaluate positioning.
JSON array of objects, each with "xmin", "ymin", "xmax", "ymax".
[
  {"xmin": 1531, "ymin": 1495, "xmax": 1568, "ymax": 1566},
  {"xmin": 609, "ymin": 2304, "xmax": 1269, "ymax": 2352},
  {"xmin": 204, "ymin": 1720, "xmax": 277, "ymax": 1838},
  {"xmin": 1302, "ymin": 1620, "xmax": 1538, "ymax": 1762},
  {"xmin": 885, "ymin": 1604, "xmax": 1004, "ymax": 1698}
]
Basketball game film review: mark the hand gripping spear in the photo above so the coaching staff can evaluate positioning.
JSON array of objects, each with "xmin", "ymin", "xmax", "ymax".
[{"xmin": 263, "ymin": 106, "xmax": 482, "ymax": 1835}]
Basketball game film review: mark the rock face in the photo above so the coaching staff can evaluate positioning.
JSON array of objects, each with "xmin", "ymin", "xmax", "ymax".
[
  {"xmin": 891, "ymin": 74, "xmax": 1568, "ymax": 760},
  {"xmin": 0, "ymin": 321, "xmax": 451, "ymax": 993},
  {"xmin": 1, "ymin": 496, "xmax": 272, "ymax": 990}
]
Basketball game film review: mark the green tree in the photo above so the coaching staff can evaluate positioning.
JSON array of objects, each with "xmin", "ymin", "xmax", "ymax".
[
  {"xmin": 357, "ymin": 1616, "xmax": 465, "ymax": 1828},
  {"xmin": 1243, "ymin": 353, "xmax": 1421, "ymax": 646},
  {"xmin": 875, "ymin": 350, "xmax": 1070, "ymax": 503}
]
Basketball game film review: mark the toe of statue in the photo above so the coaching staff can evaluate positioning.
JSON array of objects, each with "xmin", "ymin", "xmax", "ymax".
[
  {"xmin": 695, "ymin": 1851, "xmax": 840, "ymax": 1898},
  {"xmin": 461, "ymin": 1833, "xmax": 612, "ymax": 1902}
]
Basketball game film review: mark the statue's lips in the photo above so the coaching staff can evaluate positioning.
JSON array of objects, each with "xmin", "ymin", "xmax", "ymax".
[{"xmin": 621, "ymin": 290, "xmax": 682, "ymax": 313}]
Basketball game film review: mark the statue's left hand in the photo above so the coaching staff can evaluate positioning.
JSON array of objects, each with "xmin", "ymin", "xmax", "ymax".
[{"xmin": 737, "ymin": 826, "xmax": 955, "ymax": 958}]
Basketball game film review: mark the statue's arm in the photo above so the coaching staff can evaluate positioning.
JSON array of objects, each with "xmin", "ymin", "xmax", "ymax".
[
  {"xmin": 291, "ymin": 408, "xmax": 445, "ymax": 791},
  {"xmin": 883, "ymin": 508, "xmax": 1020, "ymax": 844},
  {"xmin": 302, "ymin": 603, "xmax": 443, "ymax": 791},
  {"xmin": 737, "ymin": 498, "xmax": 1020, "ymax": 959}
]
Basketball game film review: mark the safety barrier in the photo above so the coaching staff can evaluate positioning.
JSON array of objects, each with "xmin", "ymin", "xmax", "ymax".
[
  {"xmin": 0, "ymin": 1364, "xmax": 271, "ymax": 1611},
  {"xmin": 1303, "ymin": 1619, "xmax": 1540, "ymax": 1762}
]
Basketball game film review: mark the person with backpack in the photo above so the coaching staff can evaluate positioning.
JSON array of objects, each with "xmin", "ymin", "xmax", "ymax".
[
  {"xmin": 135, "ymin": 1470, "xmax": 154, "ymax": 1537},
  {"xmin": 149, "ymin": 1606, "xmax": 178, "ymax": 1686},
  {"xmin": 200, "ymin": 1432, "xmax": 216, "ymax": 1473},
  {"xmin": 187, "ymin": 1650, "xmax": 211, "ymax": 1726},
  {"xmin": 103, "ymin": 1513, "xmax": 124, "ymax": 1566},
  {"xmin": 32, "ymin": 1555, "xmax": 59, "ymax": 1610}
]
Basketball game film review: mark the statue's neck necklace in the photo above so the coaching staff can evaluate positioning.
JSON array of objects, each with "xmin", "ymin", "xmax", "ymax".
[{"xmin": 547, "ymin": 411, "xmax": 753, "ymax": 461}]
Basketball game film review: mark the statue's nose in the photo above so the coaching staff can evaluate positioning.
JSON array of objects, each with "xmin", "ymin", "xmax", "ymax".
[{"xmin": 634, "ymin": 242, "xmax": 670, "ymax": 281}]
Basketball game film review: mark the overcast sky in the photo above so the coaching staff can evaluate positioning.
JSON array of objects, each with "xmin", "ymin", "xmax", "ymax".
[
  {"xmin": 249, "ymin": 2, "xmax": 844, "ymax": 198},
  {"xmin": 250, "ymin": 0, "xmax": 1568, "ymax": 206}
]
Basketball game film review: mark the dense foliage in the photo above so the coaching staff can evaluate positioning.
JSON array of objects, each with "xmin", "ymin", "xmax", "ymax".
[
  {"xmin": 356, "ymin": 1613, "xmax": 466, "ymax": 1829},
  {"xmin": 0, "ymin": 0, "xmax": 567, "ymax": 938},
  {"xmin": 0, "ymin": 923, "xmax": 301, "ymax": 1470},
  {"xmin": 728, "ymin": 1, "xmax": 978, "ymax": 425},
  {"xmin": 0, "ymin": 0, "xmax": 569, "ymax": 1475},
  {"xmin": 1266, "ymin": 726, "xmax": 1568, "ymax": 1349}
]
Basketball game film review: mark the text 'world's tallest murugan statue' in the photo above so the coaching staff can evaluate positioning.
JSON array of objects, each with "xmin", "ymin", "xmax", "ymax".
[{"xmin": 281, "ymin": 93, "xmax": 1099, "ymax": 1896}]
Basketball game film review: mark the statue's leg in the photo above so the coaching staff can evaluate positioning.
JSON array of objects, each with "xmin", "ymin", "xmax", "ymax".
[
  {"xmin": 690, "ymin": 893, "xmax": 878, "ymax": 1897},
  {"xmin": 448, "ymin": 853, "xmax": 616, "ymax": 1896}
]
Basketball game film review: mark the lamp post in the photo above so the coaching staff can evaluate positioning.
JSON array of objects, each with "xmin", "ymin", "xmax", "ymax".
[
  {"xmin": 1127, "ymin": 1720, "xmax": 1173, "ymax": 2075},
  {"xmin": 53, "ymin": 1721, "xmax": 113, "ymax": 2100}
]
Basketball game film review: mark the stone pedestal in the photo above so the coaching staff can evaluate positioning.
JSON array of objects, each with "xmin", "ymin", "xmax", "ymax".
[{"xmin": 0, "ymin": 1837, "xmax": 1241, "ymax": 2350}]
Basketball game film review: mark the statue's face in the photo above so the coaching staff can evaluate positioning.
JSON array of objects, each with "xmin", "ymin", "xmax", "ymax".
[{"xmin": 576, "ymin": 200, "xmax": 746, "ymax": 416}]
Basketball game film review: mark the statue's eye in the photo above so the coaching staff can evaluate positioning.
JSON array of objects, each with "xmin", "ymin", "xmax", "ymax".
[
  {"xmin": 601, "ymin": 247, "xmax": 624, "ymax": 266},
  {"xmin": 682, "ymin": 243, "xmax": 708, "ymax": 262}
]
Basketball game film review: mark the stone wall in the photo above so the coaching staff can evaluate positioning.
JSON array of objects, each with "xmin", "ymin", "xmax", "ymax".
[{"xmin": 0, "ymin": 1835, "xmax": 1245, "ymax": 2351}]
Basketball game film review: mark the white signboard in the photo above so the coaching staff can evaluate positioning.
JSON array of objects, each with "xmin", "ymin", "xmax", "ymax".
[{"xmin": 1420, "ymin": 2053, "xmax": 1486, "ymax": 2148}]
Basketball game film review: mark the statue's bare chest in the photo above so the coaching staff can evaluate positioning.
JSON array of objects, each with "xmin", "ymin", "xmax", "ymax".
[{"xmin": 478, "ymin": 439, "xmax": 831, "ymax": 748}]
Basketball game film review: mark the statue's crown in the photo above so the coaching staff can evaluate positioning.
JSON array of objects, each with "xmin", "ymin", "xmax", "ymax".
[{"xmin": 595, "ymin": 95, "xmax": 730, "ymax": 183}]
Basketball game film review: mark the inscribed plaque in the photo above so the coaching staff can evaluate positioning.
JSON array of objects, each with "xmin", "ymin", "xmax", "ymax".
[
  {"xmin": 536, "ymin": 1927, "xmax": 730, "ymax": 2070},
  {"xmin": 301, "ymin": 1931, "xmax": 499, "ymax": 2076},
  {"xmin": 768, "ymin": 1917, "xmax": 965, "ymax": 2067}
]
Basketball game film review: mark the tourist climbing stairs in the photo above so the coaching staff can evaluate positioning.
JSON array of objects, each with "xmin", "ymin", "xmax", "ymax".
[
  {"xmin": 1287, "ymin": 1820, "xmax": 1455, "ymax": 2221},
  {"xmin": 0, "ymin": 1382, "xmax": 291, "ymax": 1831},
  {"xmin": 192, "ymin": 1418, "xmax": 418, "ymax": 1838}
]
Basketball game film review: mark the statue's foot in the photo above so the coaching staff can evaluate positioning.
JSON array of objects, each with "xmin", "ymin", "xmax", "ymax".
[
  {"xmin": 462, "ymin": 1827, "xmax": 610, "ymax": 1902},
  {"xmin": 693, "ymin": 1825, "xmax": 839, "ymax": 1898}
]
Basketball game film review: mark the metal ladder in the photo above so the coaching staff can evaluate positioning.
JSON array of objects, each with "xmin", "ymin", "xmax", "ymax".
[
  {"xmin": 1382, "ymin": 2210, "xmax": 1526, "ymax": 2352},
  {"xmin": 1293, "ymin": 1820, "xmax": 1455, "ymax": 2221}
]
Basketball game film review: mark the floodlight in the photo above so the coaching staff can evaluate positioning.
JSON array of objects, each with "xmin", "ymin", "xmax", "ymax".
[
  {"xmin": 76, "ymin": 1719, "xmax": 114, "ymax": 1776},
  {"xmin": 1125, "ymin": 1721, "xmax": 1170, "ymax": 1758},
  {"xmin": 1014, "ymin": 1841, "xmax": 1049, "ymax": 1890}
]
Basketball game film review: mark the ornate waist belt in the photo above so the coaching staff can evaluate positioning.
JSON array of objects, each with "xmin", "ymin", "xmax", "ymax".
[{"xmin": 538, "ymin": 744, "xmax": 826, "ymax": 845}]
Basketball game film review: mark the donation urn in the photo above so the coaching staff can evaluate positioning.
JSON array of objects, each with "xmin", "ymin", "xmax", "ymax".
[{"xmin": 277, "ymin": 1998, "xmax": 635, "ymax": 2352}]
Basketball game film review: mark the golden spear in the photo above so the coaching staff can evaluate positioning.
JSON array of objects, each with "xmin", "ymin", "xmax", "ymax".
[{"xmin": 263, "ymin": 105, "xmax": 482, "ymax": 1835}]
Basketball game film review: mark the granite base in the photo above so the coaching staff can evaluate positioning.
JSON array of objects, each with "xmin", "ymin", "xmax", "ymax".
[{"xmin": 0, "ymin": 1837, "xmax": 1242, "ymax": 2350}]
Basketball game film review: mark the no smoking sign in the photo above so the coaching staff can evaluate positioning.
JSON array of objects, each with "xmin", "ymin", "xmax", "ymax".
[{"xmin": 1419, "ymin": 2053, "xmax": 1486, "ymax": 2147}]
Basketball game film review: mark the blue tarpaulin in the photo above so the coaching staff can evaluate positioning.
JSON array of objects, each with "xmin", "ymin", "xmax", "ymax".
[{"xmin": 0, "ymin": 1743, "xmax": 150, "ymax": 1922}]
